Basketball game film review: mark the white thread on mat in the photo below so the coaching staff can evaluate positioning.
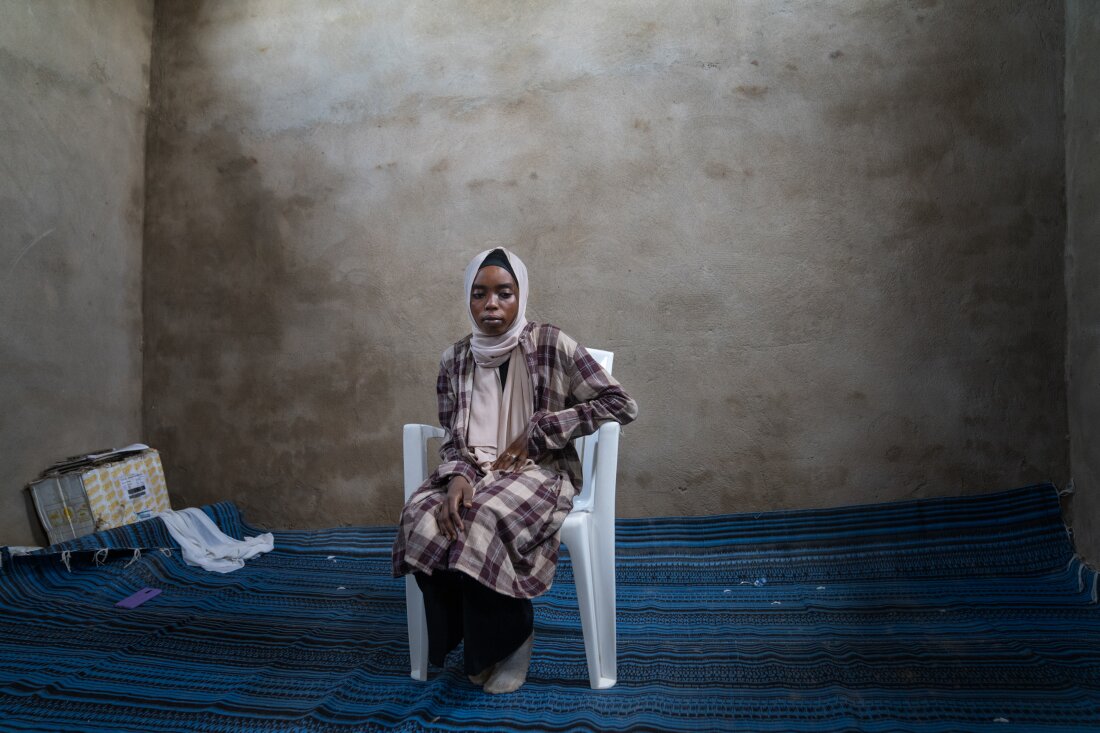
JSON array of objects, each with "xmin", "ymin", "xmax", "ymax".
[{"xmin": 124, "ymin": 549, "xmax": 142, "ymax": 568}]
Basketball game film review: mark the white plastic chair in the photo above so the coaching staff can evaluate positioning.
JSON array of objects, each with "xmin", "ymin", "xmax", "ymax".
[{"xmin": 402, "ymin": 348, "xmax": 621, "ymax": 689}]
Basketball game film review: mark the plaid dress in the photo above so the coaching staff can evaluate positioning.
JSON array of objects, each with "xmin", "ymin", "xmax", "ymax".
[{"xmin": 392, "ymin": 322, "xmax": 638, "ymax": 599}]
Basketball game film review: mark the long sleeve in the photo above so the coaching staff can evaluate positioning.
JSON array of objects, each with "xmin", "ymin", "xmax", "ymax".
[
  {"xmin": 527, "ymin": 334, "xmax": 638, "ymax": 457},
  {"xmin": 434, "ymin": 351, "xmax": 478, "ymax": 485}
]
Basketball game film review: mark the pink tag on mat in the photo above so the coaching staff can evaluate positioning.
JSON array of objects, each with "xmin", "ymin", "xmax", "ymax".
[{"xmin": 115, "ymin": 587, "xmax": 161, "ymax": 609}]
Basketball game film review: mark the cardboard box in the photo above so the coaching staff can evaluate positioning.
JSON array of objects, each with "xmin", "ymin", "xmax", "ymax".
[
  {"xmin": 82, "ymin": 448, "xmax": 170, "ymax": 529},
  {"xmin": 28, "ymin": 446, "xmax": 171, "ymax": 545},
  {"xmin": 27, "ymin": 473, "xmax": 97, "ymax": 546}
]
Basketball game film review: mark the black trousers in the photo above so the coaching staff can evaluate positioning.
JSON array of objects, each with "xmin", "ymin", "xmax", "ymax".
[{"xmin": 415, "ymin": 570, "xmax": 533, "ymax": 676}]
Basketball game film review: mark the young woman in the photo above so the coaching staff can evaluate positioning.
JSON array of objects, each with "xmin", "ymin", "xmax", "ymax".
[{"xmin": 392, "ymin": 247, "xmax": 638, "ymax": 694}]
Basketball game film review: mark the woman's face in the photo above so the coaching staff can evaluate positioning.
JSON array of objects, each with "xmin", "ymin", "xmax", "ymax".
[{"xmin": 470, "ymin": 265, "xmax": 519, "ymax": 336}]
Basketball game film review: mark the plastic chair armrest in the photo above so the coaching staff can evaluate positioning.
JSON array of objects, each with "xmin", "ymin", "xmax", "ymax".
[
  {"xmin": 589, "ymin": 421, "xmax": 620, "ymax": 517},
  {"xmin": 403, "ymin": 424, "xmax": 445, "ymax": 500}
]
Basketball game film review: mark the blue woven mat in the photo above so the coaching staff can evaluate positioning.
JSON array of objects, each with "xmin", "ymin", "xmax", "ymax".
[{"xmin": 1, "ymin": 484, "xmax": 1098, "ymax": 732}]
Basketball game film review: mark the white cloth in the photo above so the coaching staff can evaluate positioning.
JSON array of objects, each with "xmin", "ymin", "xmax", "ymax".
[
  {"xmin": 464, "ymin": 247, "xmax": 530, "ymax": 367},
  {"xmin": 158, "ymin": 508, "xmax": 273, "ymax": 573}
]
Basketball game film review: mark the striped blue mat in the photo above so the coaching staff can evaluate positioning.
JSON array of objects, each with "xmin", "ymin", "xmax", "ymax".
[{"xmin": 1, "ymin": 483, "xmax": 1098, "ymax": 732}]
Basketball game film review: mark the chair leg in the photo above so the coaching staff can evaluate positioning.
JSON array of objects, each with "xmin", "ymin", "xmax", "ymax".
[
  {"xmin": 569, "ymin": 528, "xmax": 604, "ymax": 689},
  {"xmin": 590, "ymin": 528, "xmax": 617, "ymax": 688},
  {"xmin": 405, "ymin": 575, "xmax": 429, "ymax": 681}
]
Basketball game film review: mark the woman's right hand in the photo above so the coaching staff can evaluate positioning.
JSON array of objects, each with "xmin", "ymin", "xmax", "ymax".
[{"xmin": 437, "ymin": 476, "xmax": 474, "ymax": 541}]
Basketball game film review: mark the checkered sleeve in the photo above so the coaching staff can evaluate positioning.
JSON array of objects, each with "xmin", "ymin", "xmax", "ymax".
[
  {"xmin": 434, "ymin": 350, "xmax": 478, "ymax": 486},
  {"xmin": 527, "ymin": 333, "xmax": 639, "ymax": 457}
]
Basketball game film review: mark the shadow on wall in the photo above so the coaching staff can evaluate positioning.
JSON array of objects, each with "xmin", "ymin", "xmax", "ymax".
[{"xmin": 144, "ymin": 5, "xmax": 407, "ymax": 529}]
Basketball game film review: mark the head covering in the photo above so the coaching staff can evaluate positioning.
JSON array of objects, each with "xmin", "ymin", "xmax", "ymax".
[
  {"xmin": 477, "ymin": 248, "xmax": 517, "ymax": 280},
  {"xmin": 464, "ymin": 247, "xmax": 529, "ymax": 368}
]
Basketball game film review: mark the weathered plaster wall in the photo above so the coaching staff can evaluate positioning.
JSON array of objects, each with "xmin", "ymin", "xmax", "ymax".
[
  {"xmin": 144, "ymin": 0, "xmax": 1067, "ymax": 529},
  {"xmin": 1066, "ymin": 0, "xmax": 1100, "ymax": 565},
  {"xmin": 0, "ymin": 1, "xmax": 152, "ymax": 545}
]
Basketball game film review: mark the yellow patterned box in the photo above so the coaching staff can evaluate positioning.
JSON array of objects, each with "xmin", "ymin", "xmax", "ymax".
[{"xmin": 81, "ymin": 449, "xmax": 170, "ymax": 530}]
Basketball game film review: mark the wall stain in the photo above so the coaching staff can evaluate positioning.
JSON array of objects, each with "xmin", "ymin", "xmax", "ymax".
[
  {"xmin": 827, "ymin": 65, "xmax": 1011, "ymax": 155},
  {"xmin": 735, "ymin": 84, "xmax": 768, "ymax": 98},
  {"xmin": 921, "ymin": 444, "xmax": 946, "ymax": 461},
  {"xmin": 467, "ymin": 178, "xmax": 518, "ymax": 190},
  {"xmin": 902, "ymin": 200, "xmax": 944, "ymax": 227},
  {"xmin": 88, "ymin": 60, "xmax": 108, "ymax": 83},
  {"xmin": 866, "ymin": 139, "xmax": 953, "ymax": 180},
  {"xmin": 216, "ymin": 155, "xmax": 258, "ymax": 176},
  {"xmin": 704, "ymin": 162, "xmax": 733, "ymax": 179},
  {"xmin": 626, "ymin": 21, "xmax": 658, "ymax": 40}
]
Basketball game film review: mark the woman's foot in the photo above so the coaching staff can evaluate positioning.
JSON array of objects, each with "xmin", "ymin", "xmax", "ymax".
[
  {"xmin": 468, "ymin": 664, "xmax": 495, "ymax": 686},
  {"xmin": 484, "ymin": 633, "xmax": 533, "ymax": 694}
]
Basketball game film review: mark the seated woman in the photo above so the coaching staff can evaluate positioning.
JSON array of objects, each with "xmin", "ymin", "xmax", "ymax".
[{"xmin": 392, "ymin": 247, "xmax": 638, "ymax": 694}]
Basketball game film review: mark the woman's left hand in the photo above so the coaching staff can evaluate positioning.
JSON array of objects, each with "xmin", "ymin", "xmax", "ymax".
[{"xmin": 492, "ymin": 433, "xmax": 529, "ymax": 473}]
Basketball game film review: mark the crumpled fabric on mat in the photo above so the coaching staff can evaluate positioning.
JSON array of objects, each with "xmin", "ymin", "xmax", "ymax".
[{"xmin": 158, "ymin": 507, "xmax": 273, "ymax": 573}]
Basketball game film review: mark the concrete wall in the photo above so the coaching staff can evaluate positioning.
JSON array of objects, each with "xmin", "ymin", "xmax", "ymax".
[
  {"xmin": 0, "ymin": 1, "xmax": 153, "ymax": 545},
  {"xmin": 144, "ymin": 0, "xmax": 1067, "ymax": 530},
  {"xmin": 1066, "ymin": 0, "xmax": 1100, "ymax": 565}
]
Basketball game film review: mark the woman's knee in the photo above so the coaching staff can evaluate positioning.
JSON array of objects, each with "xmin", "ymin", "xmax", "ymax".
[
  {"xmin": 461, "ymin": 498, "xmax": 501, "ymax": 533},
  {"xmin": 401, "ymin": 492, "xmax": 442, "ymax": 526}
]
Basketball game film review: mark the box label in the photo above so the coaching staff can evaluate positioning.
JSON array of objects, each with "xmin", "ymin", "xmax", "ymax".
[{"xmin": 121, "ymin": 472, "xmax": 148, "ymax": 503}]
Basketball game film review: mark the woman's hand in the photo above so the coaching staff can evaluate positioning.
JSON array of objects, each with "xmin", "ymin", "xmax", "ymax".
[
  {"xmin": 437, "ymin": 476, "xmax": 473, "ymax": 541},
  {"xmin": 491, "ymin": 433, "xmax": 529, "ymax": 473}
]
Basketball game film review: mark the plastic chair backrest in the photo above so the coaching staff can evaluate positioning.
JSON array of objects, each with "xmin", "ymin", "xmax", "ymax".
[{"xmin": 571, "ymin": 347, "xmax": 613, "ymax": 514}]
